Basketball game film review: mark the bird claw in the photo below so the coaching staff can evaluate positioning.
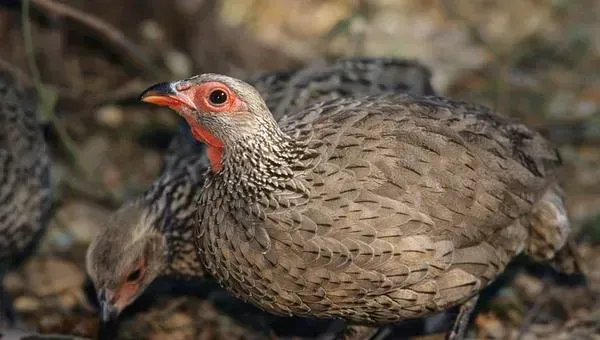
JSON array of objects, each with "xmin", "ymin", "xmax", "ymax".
[
  {"xmin": 0, "ymin": 297, "xmax": 17, "ymax": 330},
  {"xmin": 446, "ymin": 294, "xmax": 479, "ymax": 340},
  {"xmin": 335, "ymin": 325, "xmax": 383, "ymax": 340}
]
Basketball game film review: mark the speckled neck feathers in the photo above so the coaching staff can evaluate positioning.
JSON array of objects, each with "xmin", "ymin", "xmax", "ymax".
[{"xmin": 213, "ymin": 122, "xmax": 312, "ymax": 196}]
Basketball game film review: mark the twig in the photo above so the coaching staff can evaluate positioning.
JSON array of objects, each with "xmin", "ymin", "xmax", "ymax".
[
  {"xmin": 22, "ymin": 0, "xmax": 80, "ymax": 163},
  {"xmin": 0, "ymin": 57, "xmax": 30, "ymax": 84},
  {"xmin": 0, "ymin": 56, "xmax": 81, "ymax": 100},
  {"xmin": 61, "ymin": 173, "xmax": 122, "ymax": 209},
  {"xmin": 566, "ymin": 239, "xmax": 589, "ymax": 278},
  {"xmin": 83, "ymin": 78, "xmax": 147, "ymax": 107},
  {"xmin": 516, "ymin": 275, "xmax": 552, "ymax": 340},
  {"xmin": 22, "ymin": 1, "xmax": 120, "ymax": 207},
  {"xmin": 30, "ymin": 0, "xmax": 166, "ymax": 79}
]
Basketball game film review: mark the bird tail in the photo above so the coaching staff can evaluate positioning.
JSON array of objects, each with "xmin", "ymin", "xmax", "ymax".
[{"xmin": 525, "ymin": 184, "xmax": 578, "ymax": 273}]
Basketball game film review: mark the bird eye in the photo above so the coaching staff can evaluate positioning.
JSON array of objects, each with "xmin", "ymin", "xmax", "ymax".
[
  {"xmin": 208, "ymin": 89, "xmax": 227, "ymax": 105},
  {"xmin": 127, "ymin": 269, "xmax": 142, "ymax": 282}
]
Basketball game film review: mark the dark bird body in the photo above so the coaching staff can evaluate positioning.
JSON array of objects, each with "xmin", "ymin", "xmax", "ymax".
[
  {"xmin": 86, "ymin": 57, "xmax": 437, "ymax": 324},
  {"xmin": 138, "ymin": 67, "xmax": 571, "ymax": 337},
  {"xmin": 0, "ymin": 72, "xmax": 52, "ymax": 322}
]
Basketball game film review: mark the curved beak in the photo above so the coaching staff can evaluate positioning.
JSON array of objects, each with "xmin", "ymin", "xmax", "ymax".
[
  {"xmin": 140, "ymin": 81, "xmax": 196, "ymax": 110},
  {"xmin": 97, "ymin": 289, "xmax": 121, "ymax": 340},
  {"xmin": 98, "ymin": 288, "xmax": 120, "ymax": 323}
]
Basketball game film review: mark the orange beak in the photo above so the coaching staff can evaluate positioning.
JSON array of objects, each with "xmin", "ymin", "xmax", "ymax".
[{"xmin": 139, "ymin": 81, "xmax": 196, "ymax": 110}]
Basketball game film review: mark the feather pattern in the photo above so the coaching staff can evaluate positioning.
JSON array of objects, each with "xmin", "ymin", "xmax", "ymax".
[
  {"xmin": 193, "ymin": 83, "xmax": 568, "ymax": 323},
  {"xmin": 0, "ymin": 72, "xmax": 51, "ymax": 272}
]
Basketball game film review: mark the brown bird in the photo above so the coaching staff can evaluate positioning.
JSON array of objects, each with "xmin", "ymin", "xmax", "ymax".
[
  {"xmin": 0, "ymin": 72, "xmax": 52, "ymax": 325},
  {"xmin": 138, "ymin": 72, "xmax": 571, "ymax": 339},
  {"xmin": 85, "ymin": 57, "xmax": 435, "ymax": 327}
]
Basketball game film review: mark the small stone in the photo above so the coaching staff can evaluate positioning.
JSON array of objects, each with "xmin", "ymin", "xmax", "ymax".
[
  {"xmin": 127, "ymin": 303, "xmax": 195, "ymax": 340},
  {"xmin": 513, "ymin": 273, "xmax": 544, "ymax": 302},
  {"xmin": 3, "ymin": 272, "xmax": 24, "ymax": 295},
  {"xmin": 71, "ymin": 316, "xmax": 100, "ymax": 339},
  {"xmin": 164, "ymin": 49, "xmax": 193, "ymax": 79},
  {"xmin": 148, "ymin": 312, "xmax": 195, "ymax": 340},
  {"xmin": 140, "ymin": 20, "xmax": 165, "ymax": 42},
  {"xmin": 58, "ymin": 291, "xmax": 80, "ymax": 310},
  {"xmin": 475, "ymin": 312, "xmax": 506, "ymax": 339},
  {"xmin": 38, "ymin": 314, "xmax": 67, "ymax": 333},
  {"xmin": 13, "ymin": 296, "xmax": 41, "ymax": 313},
  {"xmin": 95, "ymin": 105, "xmax": 124, "ymax": 127},
  {"xmin": 164, "ymin": 312, "xmax": 194, "ymax": 329},
  {"xmin": 55, "ymin": 201, "xmax": 111, "ymax": 245},
  {"xmin": 24, "ymin": 257, "xmax": 85, "ymax": 297}
]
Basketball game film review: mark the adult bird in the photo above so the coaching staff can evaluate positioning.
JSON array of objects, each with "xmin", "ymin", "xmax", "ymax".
[
  {"xmin": 0, "ymin": 71, "xmax": 52, "ymax": 326},
  {"xmin": 86, "ymin": 57, "xmax": 436, "ymax": 334},
  {"xmin": 138, "ymin": 71, "xmax": 570, "ymax": 339}
]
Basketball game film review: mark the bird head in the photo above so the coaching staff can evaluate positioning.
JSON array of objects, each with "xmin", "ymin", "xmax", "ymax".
[
  {"xmin": 139, "ymin": 74, "xmax": 278, "ymax": 172},
  {"xmin": 86, "ymin": 201, "xmax": 168, "ymax": 324}
]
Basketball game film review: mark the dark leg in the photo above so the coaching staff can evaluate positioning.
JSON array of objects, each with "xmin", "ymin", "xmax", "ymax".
[
  {"xmin": 516, "ymin": 273, "xmax": 551, "ymax": 340},
  {"xmin": 318, "ymin": 320, "xmax": 345, "ymax": 340},
  {"xmin": 336, "ymin": 325, "xmax": 387, "ymax": 340},
  {"xmin": 98, "ymin": 318, "xmax": 120, "ymax": 340},
  {"xmin": 0, "ymin": 283, "xmax": 16, "ymax": 328},
  {"xmin": 446, "ymin": 295, "xmax": 479, "ymax": 340},
  {"xmin": 424, "ymin": 311, "xmax": 454, "ymax": 334}
]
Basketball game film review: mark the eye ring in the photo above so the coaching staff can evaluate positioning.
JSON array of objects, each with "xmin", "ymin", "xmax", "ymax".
[
  {"xmin": 127, "ymin": 269, "xmax": 142, "ymax": 282},
  {"xmin": 208, "ymin": 89, "xmax": 228, "ymax": 106}
]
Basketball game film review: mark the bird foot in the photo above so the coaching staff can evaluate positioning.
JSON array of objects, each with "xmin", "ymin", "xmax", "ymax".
[
  {"xmin": 335, "ymin": 325, "xmax": 387, "ymax": 340},
  {"xmin": 0, "ymin": 285, "xmax": 18, "ymax": 329},
  {"xmin": 550, "ymin": 238, "xmax": 589, "ymax": 276},
  {"xmin": 446, "ymin": 295, "xmax": 479, "ymax": 340}
]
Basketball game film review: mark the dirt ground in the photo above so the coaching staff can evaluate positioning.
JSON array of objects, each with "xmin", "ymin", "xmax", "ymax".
[{"xmin": 1, "ymin": 0, "xmax": 599, "ymax": 339}]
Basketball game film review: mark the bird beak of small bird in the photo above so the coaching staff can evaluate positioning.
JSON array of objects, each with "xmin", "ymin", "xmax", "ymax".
[
  {"xmin": 98, "ymin": 288, "xmax": 120, "ymax": 323},
  {"xmin": 97, "ymin": 288, "xmax": 122, "ymax": 340},
  {"xmin": 140, "ymin": 81, "xmax": 196, "ymax": 111}
]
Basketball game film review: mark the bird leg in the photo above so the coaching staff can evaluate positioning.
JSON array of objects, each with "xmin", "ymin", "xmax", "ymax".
[
  {"xmin": 98, "ymin": 317, "xmax": 120, "ymax": 340},
  {"xmin": 0, "ymin": 283, "xmax": 16, "ymax": 328},
  {"xmin": 446, "ymin": 294, "xmax": 479, "ymax": 340},
  {"xmin": 336, "ymin": 325, "xmax": 388, "ymax": 340}
]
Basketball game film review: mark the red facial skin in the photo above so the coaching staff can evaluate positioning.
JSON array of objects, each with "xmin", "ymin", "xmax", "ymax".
[
  {"xmin": 105, "ymin": 258, "xmax": 146, "ymax": 315},
  {"xmin": 142, "ymin": 81, "xmax": 247, "ymax": 172},
  {"xmin": 112, "ymin": 281, "xmax": 141, "ymax": 312}
]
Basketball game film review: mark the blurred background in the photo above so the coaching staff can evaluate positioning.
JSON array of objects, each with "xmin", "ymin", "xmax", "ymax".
[{"xmin": 0, "ymin": 0, "xmax": 599, "ymax": 339}]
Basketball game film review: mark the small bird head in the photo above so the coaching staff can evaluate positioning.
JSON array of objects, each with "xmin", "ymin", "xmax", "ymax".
[
  {"xmin": 86, "ymin": 201, "xmax": 167, "ymax": 324},
  {"xmin": 140, "ymin": 74, "xmax": 278, "ymax": 172}
]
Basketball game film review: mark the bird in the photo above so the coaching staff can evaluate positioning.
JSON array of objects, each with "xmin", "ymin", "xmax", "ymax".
[
  {"xmin": 0, "ymin": 71, "xmax": 52, "ymax": 325},
  {"xmin": 138, "ymin": 71, "xmax": 571, "ymax": 339},
  {"xmin": 85, "ymin": 57, "xmax": 436, "ymax": 331}
]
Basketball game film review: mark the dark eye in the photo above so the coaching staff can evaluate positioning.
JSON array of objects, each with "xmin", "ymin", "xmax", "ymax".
[
  {"xmin": 208, "ymin": 89, "xmax": 227, "ymax": 105},
  {"xmin": 127, "ymin": 269, "xmax": 142, "ymax": 282}
]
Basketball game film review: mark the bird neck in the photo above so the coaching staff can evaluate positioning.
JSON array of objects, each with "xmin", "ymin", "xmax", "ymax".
[{"xmin": 209, "ymin": 124, "xmax": 310, "ymax": 198}]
